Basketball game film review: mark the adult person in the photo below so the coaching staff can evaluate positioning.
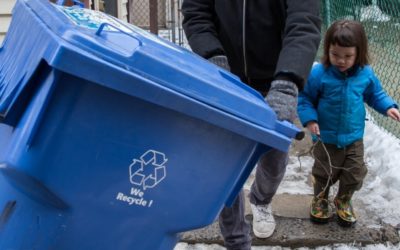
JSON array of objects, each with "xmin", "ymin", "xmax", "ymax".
[{"xmin": 182, "ymin": 1, "xmax": 321, "ymax": 249}]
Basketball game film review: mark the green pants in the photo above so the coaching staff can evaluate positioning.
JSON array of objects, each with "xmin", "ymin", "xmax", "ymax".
[{"xmin": 312, "ymin": 139, "xmax": 368, "ymax": 199}]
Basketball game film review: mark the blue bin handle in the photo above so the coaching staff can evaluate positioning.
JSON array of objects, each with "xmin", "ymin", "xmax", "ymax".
[
  {"xmin": 275, "ymin": 120, "xmax": 305, "ymax": 141},
  {"xmin": 95, "ymin": 22, "xmax": 143, "ymax": 46}
]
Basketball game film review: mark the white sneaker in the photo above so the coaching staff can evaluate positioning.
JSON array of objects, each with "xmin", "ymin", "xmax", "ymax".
[{"xmin": 250, "ymin": 203, "xmax": 275, "ymax": 238}]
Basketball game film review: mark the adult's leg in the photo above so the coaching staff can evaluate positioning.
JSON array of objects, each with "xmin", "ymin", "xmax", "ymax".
[
  {"xmin": 219, "ymin": 191, "xmax": 251, "ymax": 250},
  {"xmin": 249, "ymin": 149, "xmax": 288, "ymax": 205}
]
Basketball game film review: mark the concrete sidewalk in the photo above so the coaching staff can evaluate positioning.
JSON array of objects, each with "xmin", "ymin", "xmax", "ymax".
[
  {"xmin": 180, "ymin": 193, "xmax": 400, "ymax": 248},
  {"xmin": 179, "ymin": 131, "xmax": 400, "ymax": 248}
]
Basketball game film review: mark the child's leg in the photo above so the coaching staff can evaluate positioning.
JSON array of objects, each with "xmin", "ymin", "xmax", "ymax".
[
  {"xmin": 337, "ymin": 139, "xmax": 367, "ymax": 196},
  {"xmin": 335, "ymin": 139, "xmax": 367, "ymax": 227},
  {"xmin": 313, "ymin": 177, "xmax": 330, "ymax": 199},
  {"xmin": 310, "ymin": 179, "xmax": 332, "ymax": 223},
  {"xmin": 311, "ymin": 141, "xmax": 345, "ymax": 198},
  {"xmin": 309, "ymin": 141, "xmax": 342, "ymax": 223}
]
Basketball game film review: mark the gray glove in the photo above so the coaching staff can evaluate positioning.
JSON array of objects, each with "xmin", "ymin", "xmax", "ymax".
[
  {"xmin": 265, "ymin": 80, "xmax": 298, "ymax": 122},
  {"xmin": 208, "ymin": 55, "xmax": 230, "ymax": 71}
]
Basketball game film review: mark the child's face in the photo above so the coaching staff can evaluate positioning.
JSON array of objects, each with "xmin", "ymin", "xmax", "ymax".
[{"xmin": 329, "ymin": 44, "xmax": 357, "ymax": 72}]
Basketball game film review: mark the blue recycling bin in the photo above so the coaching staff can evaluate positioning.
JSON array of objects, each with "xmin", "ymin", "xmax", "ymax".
[{"xmin": 0, "ymin": 0, "xmax": 300, "ymax": 249}]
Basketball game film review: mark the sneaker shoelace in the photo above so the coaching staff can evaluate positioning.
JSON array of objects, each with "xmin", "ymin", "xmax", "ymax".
[{"xmin": 254, "ymin": 205, "xmax": 274, "ymax": 223}]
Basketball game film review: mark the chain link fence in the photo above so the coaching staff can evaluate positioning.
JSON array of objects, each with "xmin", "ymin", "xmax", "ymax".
[
  {"xmin": 321, "ymin": 0, "xmax": 400, "ymax": 139},
  {"xmin": 127, "ymin": 0, "xmax": 186, "ymax": 46}
]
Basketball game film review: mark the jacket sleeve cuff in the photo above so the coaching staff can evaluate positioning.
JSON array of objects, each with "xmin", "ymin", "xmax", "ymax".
[{"xmin": 274, "ymin": 71, "xmax": 304, "ymax": 90}]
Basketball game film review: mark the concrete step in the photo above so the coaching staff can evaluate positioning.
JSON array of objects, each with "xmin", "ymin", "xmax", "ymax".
[{"xmin": 180, "ymin": 194, "xmax": 400, "ymax": 248}]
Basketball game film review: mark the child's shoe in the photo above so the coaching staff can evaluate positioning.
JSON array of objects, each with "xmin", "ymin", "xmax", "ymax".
[
  {"xmin": 310, "ymin": 196, "xmax": 331, "ymax": 223},
  {"xmin": 334, "ymin": 195, "xmax": 356, "ymax": 227}
]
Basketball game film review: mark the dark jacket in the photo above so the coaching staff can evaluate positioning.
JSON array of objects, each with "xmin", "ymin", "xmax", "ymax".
[{"xmin": 182, "ymin": 0, "xmax": 321, "ymax": 90}]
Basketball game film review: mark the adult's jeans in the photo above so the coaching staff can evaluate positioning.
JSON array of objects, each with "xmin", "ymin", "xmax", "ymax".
[{"xmin": 219, "ymin": 149, "xmax": 288, "ymax": 250}]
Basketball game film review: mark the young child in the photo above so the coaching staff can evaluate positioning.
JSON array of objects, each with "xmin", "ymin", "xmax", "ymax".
[{"xmin": 298, "ymin": 20, "xmax": 400, "ymax": 227}]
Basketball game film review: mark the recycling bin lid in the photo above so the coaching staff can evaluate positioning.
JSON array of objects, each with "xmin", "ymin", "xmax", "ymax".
[
  {"xmin": 23, "ymin": 0, "xmax": 279, "ymax": 128},
  {"xmin": 1, "ymin": 0, "xmax": 301, "ymax": 151}
]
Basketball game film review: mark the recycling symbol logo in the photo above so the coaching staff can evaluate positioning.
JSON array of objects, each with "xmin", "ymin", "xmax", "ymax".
[{"xmin": 129, "ymin": 150, "xmax": 168, "ymax": 190}]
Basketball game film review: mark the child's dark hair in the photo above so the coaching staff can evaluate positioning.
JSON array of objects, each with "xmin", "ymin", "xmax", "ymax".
[{"xmin": 322, "ymin": 20, "xmax": 369, "ymax": 67}]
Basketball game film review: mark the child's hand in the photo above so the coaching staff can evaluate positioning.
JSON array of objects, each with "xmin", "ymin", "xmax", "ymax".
[
  {"xmin": 387, "ymin": 108, "xmax": 400, "ymax": 122},
  {"xmin": 306, "ymin": 121, "xmax": 320, "ymax": 136}
]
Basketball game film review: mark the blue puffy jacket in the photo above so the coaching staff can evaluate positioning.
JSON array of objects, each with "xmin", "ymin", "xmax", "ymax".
[{"xmin": 298, "ymin": 63, "xmax": 398, "ymax": 147}]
